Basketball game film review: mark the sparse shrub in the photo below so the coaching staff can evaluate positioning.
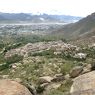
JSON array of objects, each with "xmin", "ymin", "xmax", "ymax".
[
  {"xmin": 0, "ymin": 53, "xmax": 5, "ymax": 64},
  {"xmin": 5, "ymin": 54, "xmax": 23, "ymax": 64},
  {"xmin": 6, "ymin": 43, "xmax": 22, "ymax": 50},
  {"xmin": 61, "ymin": 38, "xmax": 67, "ymax": 43},
  {"xmin": 0, "ymin": 54, "xmax": 23, "ymax": 71},
  {"xmin": 60, "ymin": 63, "xmax": 75, "ymax": 74},
  {"xmin": 32, "ymin": 50, "xmax": 55, "ymax": 58},
  {"xmin": 91, "ymin": 59, "xmax": 95, "ymax": 70},
  {"xmin": 36, "ymin": 85, "xmax": 45, "ymax": 94},
  {"xmin": 58, "ymin": 79, "xmax": 73, "ymax": 92},
  {"xmin": 47, "ymin": 90, "xmax": 65, "ymax": 95},
  {"xmin": 0, "ymin": 63, "xmax": 9, "ymax": 71},
  {"xmin": 0, "ymin": 43, "xmax": 4, "ymax": 49}
]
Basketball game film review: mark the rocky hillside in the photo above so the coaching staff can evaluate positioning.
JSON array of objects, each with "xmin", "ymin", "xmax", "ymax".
[
  {"xmin": 0, "ymin": 40, "xmax": 95, "ymax": 95},
  {"xmin": 52, "ymin": 12, "xmax": 95, "ymax": 44}
]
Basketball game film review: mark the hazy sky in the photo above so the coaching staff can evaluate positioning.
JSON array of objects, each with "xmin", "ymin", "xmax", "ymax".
[{"xmin": 0, "ymin": 0, "xmax": 95, "ymax": 17}]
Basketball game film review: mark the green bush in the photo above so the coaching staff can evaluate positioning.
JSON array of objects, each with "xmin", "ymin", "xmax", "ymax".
[
  {"xmin": 0, "ymin": 54, "xmax": 23, "ymax": 71},
  {"xmin": 60, "ymin": 63, "xmax": 74, "ymax": 74},
  {"xmin": 4, "ymin": 43, "xmax": 22, "ymax": 51},
  {"xmin": 5, "ymin": 54, "xmax": 23, "ymax": 64},
  {"xmin": 31, "ymin": 50, "xmax": 55, "ymax": 58},
  {"xmin": 0, "ymin": 54, "xmax": 5, "ymax": 64},
  {"xmin": 47, "ymin": 90, "xmax": 65, "ymax": 95},
  {"xmin": 58, "ymin": 80, "xmax": 73, "ymax": 92},
  {"xmin": 36, "ymin": 85, "xmax": 45, "ymax": 94}
]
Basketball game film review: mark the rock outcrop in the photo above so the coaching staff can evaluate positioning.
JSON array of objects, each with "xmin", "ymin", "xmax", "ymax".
[
  {"xmin": 39, "ymin": 76, "xmax": 53, "ymax": 84},
  {"xmin": 70, "ymin": 71, "xmax": 95, "ymax": 95},
  {"xmin": 69, "ymin": 66, "xmax": 83, "ymax": 78},
  {"xmin": 0, "ymin": 79, "xmax": 32, "ymax": 95},
  {"xmin": 5, "ymin": 41, "xmax": 79, "ymax": 58},
  {"xmin": 73, "ymin": 53, "xmax": 87, "ymax": 59}
]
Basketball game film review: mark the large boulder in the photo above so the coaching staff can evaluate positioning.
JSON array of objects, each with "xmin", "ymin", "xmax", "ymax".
[
  {"xmin": 70, "ymin": 71, "xmax": 95, "ymax": 95},
  {"xmin": 39, "ymin": 76, "xmax": 53, "ymax": 84},
  {"xmin": 91, "ymin": 62, "xmax": 95, "ymax": 70},
  {"xmin": 82, "ymin": 64, "xmax": 91, "ymax": 74},
  {"xmin": 0, "ymin": 79, "xmax": 32, "ymax": 95},
  {"xmin": 51, "ymin": 74, "xmax": 64, "ymax": 82},
  {"xmin": 69, "ymin": 66, "xmax": 83, "ymax": 78}
]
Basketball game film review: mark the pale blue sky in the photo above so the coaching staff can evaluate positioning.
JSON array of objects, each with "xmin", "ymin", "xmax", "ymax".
[{"xmin": 0, "ymin": 0, "xmax": 95, "ymax": 17}]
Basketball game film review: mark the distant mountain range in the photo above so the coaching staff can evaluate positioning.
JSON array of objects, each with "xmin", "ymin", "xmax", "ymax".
[
  {"xmin": 52, "ymin": 12, "xmax": 95, "ymax": 45},
  {"xmin": 0, "ymin": 12, "xmax": 82, "ymax": 23}
]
